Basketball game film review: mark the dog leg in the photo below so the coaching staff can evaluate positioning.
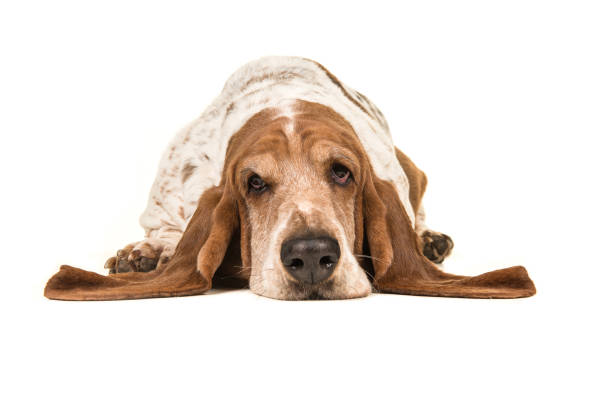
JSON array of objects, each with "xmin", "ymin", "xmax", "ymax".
[
  {"xmin": 415, "ymin": 205, "xmax": 454, "ymax": 264},
  {"xmin": 421, "ymin": 230, "xmax": 454, "ymax": 264},
  {"xmin": 104, "ymin": 236, "xmax": 178, "ymax": 274}
]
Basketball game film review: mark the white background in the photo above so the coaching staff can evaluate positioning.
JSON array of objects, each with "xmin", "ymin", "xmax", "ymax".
[{"xmin": 1, "ymin": 1, "xmax": 610, "ymax": 407}]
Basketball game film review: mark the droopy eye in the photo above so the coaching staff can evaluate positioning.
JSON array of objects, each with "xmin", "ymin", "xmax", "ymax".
[
  {"xmin": 248, "ymin": 174, "xmax": 267, "ymax": 193},
  {"xmin": 331, "ymin": 163, "xmax": 351, "ymax": 185}
]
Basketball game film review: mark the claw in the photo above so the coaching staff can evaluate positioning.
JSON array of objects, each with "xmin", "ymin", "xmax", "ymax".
[
  {"xmin": 128, "ymin": 249, "xmax": 141, "ymax": 261},
  {"xmin": 106, "ymin": 241, "xmax": 171, "ymax": 274}
]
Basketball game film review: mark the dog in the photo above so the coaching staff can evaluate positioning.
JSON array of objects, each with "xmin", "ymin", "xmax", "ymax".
[{"xmin": 44, "ymin": 56, "xmax": 535, "ymax": 301}]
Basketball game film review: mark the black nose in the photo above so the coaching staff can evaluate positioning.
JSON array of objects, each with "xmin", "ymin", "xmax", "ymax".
[{"xmin": 280, "ymin": 236, "xmax": 340, "ymax": 284}]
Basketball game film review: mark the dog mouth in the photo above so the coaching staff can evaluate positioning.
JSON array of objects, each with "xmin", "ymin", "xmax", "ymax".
[
  {"xmin": 307, "ymin": 292, "xmax": 330, "ymax": 300},
  {"xmin": 285, "ymin": 278, "xmax": 337, "ymax": 300},
  {"xmin": 251, "ymin": 221, "xmax": 370, "ymax": 300}
]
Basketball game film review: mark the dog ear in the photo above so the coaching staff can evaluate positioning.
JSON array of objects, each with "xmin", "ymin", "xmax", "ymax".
[
  {"xmin": 362, "ymin": 173, "xmax": 536, "ymax": 299},
  {"xmin": 44, "ymin": 183, "xmax": 239, "ymax": 301},
  {"xmin": 196, "ymin": 183, "xmax": 240, "ymax": 281}
]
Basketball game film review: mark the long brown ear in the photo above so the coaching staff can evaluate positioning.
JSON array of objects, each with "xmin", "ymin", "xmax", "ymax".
[
  {"xmin": 44, "ymin": 184, "xmax": 238, "ymax": 301},
  {"xmin": 363, "ymin": 174, "xmax": 536, "ymax": 299}
]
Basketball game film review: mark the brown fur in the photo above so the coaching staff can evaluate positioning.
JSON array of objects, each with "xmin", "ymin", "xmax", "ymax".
[
  {"xmin": 44, "ymin": 100, "xmax": 535, "ymax": 301},
  {"xmin": 45, "ymin": 186, "xmax": 224, "ymax": 300},
  {"xmin": 394, "ymin": 147, "xmax": 428, "ymax": 216}
]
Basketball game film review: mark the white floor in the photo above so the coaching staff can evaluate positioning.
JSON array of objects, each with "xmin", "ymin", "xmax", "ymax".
[
  {"xmin": 10, "ymin": 235, "xmax": 608, "ymax": 407},
  {"xmin": 3, "ymin": 1, "xmax": 611, "ymax": 407}
]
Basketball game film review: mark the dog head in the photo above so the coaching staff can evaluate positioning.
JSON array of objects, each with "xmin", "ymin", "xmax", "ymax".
[{"xmin": 181, "ymin": 99, "xmax": 419, "ymax": 300}]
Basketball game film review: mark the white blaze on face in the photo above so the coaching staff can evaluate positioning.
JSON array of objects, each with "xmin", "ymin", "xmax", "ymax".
[
  {"xmin": 296, "ymin": 200, "xmax": 314, "ymax": 214},
  {"xmin": 274, "ymin": 103, "xmax": 295, "ymax": 135},
  {"xmin": 319, "ymin": 217, "xmax": 372, "ymax": 300},
  {"xmin": 258, "ymin": 212, "xmax": 292, "ymax": 298}
]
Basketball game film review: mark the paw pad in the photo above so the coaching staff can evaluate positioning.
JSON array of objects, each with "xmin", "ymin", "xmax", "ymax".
[{"xmin": 422, "ymin": 231, "xmax": 454, "ymax": 264}]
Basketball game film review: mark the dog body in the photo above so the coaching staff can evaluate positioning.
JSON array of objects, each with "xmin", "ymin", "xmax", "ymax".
[
  {"xmin": 134, "ymin": 57, "xmax": 416, "ymax": 258},
  {"xmin": 107, "ymin": 57, "xmax": 449, "ymax": 290},
  {"xmin": 46, "ymin": 57, "xmax": 535, "ymax": 301}
]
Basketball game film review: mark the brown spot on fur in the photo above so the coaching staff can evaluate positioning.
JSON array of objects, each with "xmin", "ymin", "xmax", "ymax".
[
  {"xmin": 308, "ymin": 60, "xmax": 372, "ymax": 118},
  {"xmin": 182, "ymin": 163, "xmax": 197, "ymax": 183},
  {"xmin": 241, "ymin": 70, "xmax": 302, "ymax": 92},
  {"xmin": 226, "ymin": 102, "xmax": 235, "ymax": 116},
  {"xmin": 223, "ymin": 103, "xmax": 236, "ymax": 126},
  {"xmin": 355, "ymin": 90, "xmax": 388, "ymax": 129},
  {"xmin": 161, "ymin": 219, "xmax": 174, "ymax": 228}
]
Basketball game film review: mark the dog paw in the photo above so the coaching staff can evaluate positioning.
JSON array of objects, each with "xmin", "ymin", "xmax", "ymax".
[
  {"xmin": 421, "ymin": 230, "xmax": 454, "ymax": 264},
  {"xmin": 104, "ymin": 239, "xmax": 175, "ymax": 274}
]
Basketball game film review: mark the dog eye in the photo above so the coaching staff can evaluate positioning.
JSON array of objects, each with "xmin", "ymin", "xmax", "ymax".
[
  {"xmin": 248, "ymin": 174, "xmax": 267, "ymax": 193},
  {"xmin": 331, "ymin": 163, "xmax": 351, "ymax": 185}
]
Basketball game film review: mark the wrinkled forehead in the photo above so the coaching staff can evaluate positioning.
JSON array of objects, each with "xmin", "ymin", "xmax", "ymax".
[{"xmin": 227, "ymin": 100, "xmax": 365, "ymax": 178}]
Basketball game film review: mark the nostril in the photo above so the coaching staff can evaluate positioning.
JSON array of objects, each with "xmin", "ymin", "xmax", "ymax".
[
  {"xmin": 288, "ymin": 258, "xmax": 304, "ymax": 270},
  {"xmin": 281, "ymin": 235, "xmax": 341, "ymax": 284},
  {"xmin": 319, "ymin": 255, "xmax": 336, "ymax": 269}
]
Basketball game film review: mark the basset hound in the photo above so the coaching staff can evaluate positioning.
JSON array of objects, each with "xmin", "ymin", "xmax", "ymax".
[{"xmin": 44, "ymin": 56, "xmax": 535, "ymax": 301}]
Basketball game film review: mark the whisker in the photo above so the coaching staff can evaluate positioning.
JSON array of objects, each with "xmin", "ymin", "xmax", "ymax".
[
  {"xmin": 354, "ymin": 254, "xmax": 384, "ymax": 263},
  {"xmin": 361, "ymin": 268, "xmax": 375, "ymax": 280}
]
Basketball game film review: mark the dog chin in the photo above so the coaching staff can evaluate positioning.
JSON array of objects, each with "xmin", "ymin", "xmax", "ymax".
[{"xmin": 250, "ymin": 274, "xmax": 372, "ymax": 301}]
